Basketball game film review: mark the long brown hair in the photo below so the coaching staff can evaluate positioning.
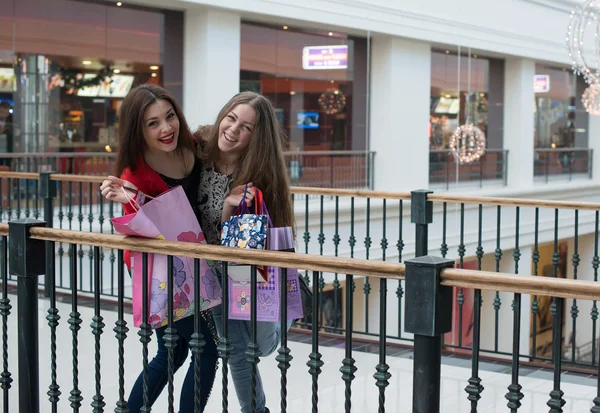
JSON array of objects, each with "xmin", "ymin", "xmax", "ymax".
[
  {"xmin": 115, "ymin": 84, "xmax": 195, "ymax": 176},
  {"xmin": 200, "ymin": 92, "xmax": 293, "ymax": 229}
]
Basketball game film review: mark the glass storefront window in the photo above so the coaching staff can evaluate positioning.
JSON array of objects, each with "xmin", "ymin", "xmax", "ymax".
[
  {"xmin": 0, "ymin": 0, "xmax": 165, "ymax": 157},
  {"xmin": 534, "ymin": 65, "xmax": 588, "ymax": 149},
  {"xmin": 240, "ymin": 23, "xmax": 369, "ymax": 152},
  {"xmin": 429, "ymin": 49, "xmax": 504, "ymax": 150}
]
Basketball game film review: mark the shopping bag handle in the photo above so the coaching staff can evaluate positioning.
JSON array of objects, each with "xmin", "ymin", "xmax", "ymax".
[{"xmin": 234, "ymin": 184, "xmax": 273, "ymax": 227}]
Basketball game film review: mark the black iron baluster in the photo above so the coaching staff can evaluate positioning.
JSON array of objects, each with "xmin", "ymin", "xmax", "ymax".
[
  {"xmin": 592, "ymin": 211, "xmax": 599, "ymax": 367},
  {"xmin": 0, "ymin": 177, "xmax": 3, "ymax": 222},
  {"xmin": 78, "ymin": 182, "xmax": 84, "ymax": 290},
  {"xmin": 364, "ymin": 198, "xmax": 372, "ymax": 332},
  {"xmin": 333, "ymin": 197, "xmax": 341, "ymax": 332},
  {"xmin": 24, "ymin": 177, "xmax": 30, "ymax": 218},
  {"xmin": 67, "ymin": 180, "xmax": 73, "ymax": 230},
  {"xmin": 276, "ymin": 268, "xmax": 292, "ymax": 413},
  {"xmin": 91, "ymin": 246, "xmax": 106, "ymax": 412},
  {"xmin": 5, "ymin": 178, "xmax": 11, "ymax": 222},
  {"xmin": 218, "ymin": 263, "xmax": 232, "ymax": 413},
  {"xmin": 396, "ymin": 200, "xmax": 404, "ymax": 339},
  {"xmin": 494, "ymin": 205, "xmax": 503, "ymax": 352},
  {"xmin": 465, "ymin": 205, "xmax": 484, "ymax": 412},
  {"xmin": 15, "ymin": 176, "xmax": 21, "ymax": 219},
  {"xmin": 57, "ymin": 181, "xmax": 64, "ymax": 288},
  {"xmin": 0, "ymin": 235, "xmax": 12, "ymax": 413},
  {"xmin": 531, "ymin": 208, "xmax": 540, "ymax": 361},
  {"xmin": 34, "ymin": 178, "xmax": 40, "ymax": 219},
  {"xmin": 88, "ymin": 183, "xmax": 94, "ymax": 292},
  {"xmin": 165, "ymin": 255, "xmax": 178, "ymax": 413},
  {"xmin": 46, "ymin": 239, "xmax": 61, "ymax": 412},
  {"xmin": 68, "ymin": 244, "xmax": 83, "ymax": 411},
  {"xmin": 349, "ymin": 197, "xmax": 356, "ymax": 258},
  {"xmin": 547, "ymin": 209, "xmax": 565, "ymax": 413},
  {"xmin": 114, "ymin": 250, "xmax": 129, "ymax": 413},
  {"xmin": 381, "ymin": 199, "xmax": 388, "ymax": 262},
  {"xmin": 506, "ymin": 207, "xmax": 523, "ymax": 412},
  {"xmin": 109, "ymin": 201, "xmax": 116, "ymax": 297},
  {"xmin": 318, "ymin": 196, "xmax": 325, "ymax": 327},
  {"xmin": 304, "ymin": 196, "xmax": 310, "ymax": 286},
  {"xmin": 340, "ymin": 274, "xmax": 357, "ymax": 413},
  {"xmin": 98, "ymin": 186, "xmax": 106, "ymax": 294},
  {"xmin": 441, "ymin": 202, "xmax": 448, "ymax": 258},
  {"xmin": 374, "ymin": 277, "xmax": 391, "ymax": 413},
  {"xmin": 140, "ymin": 253, "xmax": 152, "ymax": 413},
  {"xmin": 190, "ymin": 259, "xmax": 205, "ymax": 413},
  {"xmin": 307, "ymin": 270, "xmax": 324, "ymax": 413},
  {"xmin": 571, "ymin": 210, "xmax": 580, "ymax": 364},
  {"xmin": 457, "ymin": 203, "xmax": 466, "ymax": 348},
  {"xmin": 248, "ymin": 265, "xmax": 262, "ymax": 413}
]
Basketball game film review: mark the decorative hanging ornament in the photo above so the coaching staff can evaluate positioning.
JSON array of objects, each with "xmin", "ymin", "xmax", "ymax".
[
  {"xmin": 449, "ymin": 46, "xmax": 486, "ymax": 165},
  {"xmin": 582, "ymin": 82, "xmax": 600, "ymax": 115},
  {"xmin": 567, "ymin": 0, "xmax": 600, "ymax": 84},
  {"xmin": 318, "ymin": 88, "xmax": 346, "ymax": 115},
  {"xmin": 449, "ymin": 123, "xmax": 486, "ymax": 165}
]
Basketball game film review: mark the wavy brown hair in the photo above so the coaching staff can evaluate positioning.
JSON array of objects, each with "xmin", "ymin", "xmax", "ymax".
[
  {"xmin": 199, "ymin": 92, "xmax": 293, "ymax": 229},
  {"xmin": 115, "ymin": 84, "xmax": 195, "ymax": 176}
]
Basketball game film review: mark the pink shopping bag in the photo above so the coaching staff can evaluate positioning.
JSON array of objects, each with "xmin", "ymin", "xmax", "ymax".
[
  {"xmin": 228, "ymin": 226, "xmax": 304, "ymax": 322},
  {"xmin": 111, "ymin": 186, "xmax": 222, "ymax": 328}
]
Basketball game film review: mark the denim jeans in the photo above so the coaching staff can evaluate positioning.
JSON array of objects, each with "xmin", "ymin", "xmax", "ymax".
[
  {"xmin": 212, "ymin": 304, "xmax": 292, "ymax": 413},
  {"xmin": 127, "ymin": 313, "xmax": 219, "ymax": 413}
]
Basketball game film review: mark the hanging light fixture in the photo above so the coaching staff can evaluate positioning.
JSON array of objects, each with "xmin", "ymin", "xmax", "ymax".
[
  {"xmin": 449, "ymin": 47, "xmax": 486, "ymax": 165},
  {"xmin": 318, "ymin": 88, "xmax": 346, "ymax": 115},
  {"xmin": 582, "ymin": 82, "xmax": 600, "ymax": 115},
  {"xmin": 567, "ymin": 1, "xmax": 600, "ymax": 84}
]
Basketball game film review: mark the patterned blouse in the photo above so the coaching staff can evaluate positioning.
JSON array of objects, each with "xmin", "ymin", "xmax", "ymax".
[{"xmin": 197, "ymin": 163, "xmax": 234, "ymax": 246}]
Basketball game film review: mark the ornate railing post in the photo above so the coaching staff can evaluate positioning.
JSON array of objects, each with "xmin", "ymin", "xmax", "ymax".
[
  {"xmin": 9, "ymin": 218, "xmax": 47, "ymax": 413},
  {"xmin": 405, "ymin": 256, "xmax": 454, "ymax": 413},
  {"xmin": 411, "ymin": 190, "xmax": 432, "ymax": 257},
  {"xmin": 40, "ymin": 171, "xmax": 56, "ymax": 298}
]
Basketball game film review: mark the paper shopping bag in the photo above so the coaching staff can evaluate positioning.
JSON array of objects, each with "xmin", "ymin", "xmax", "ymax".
[{"xmin": 111, "ymin": 186, "xmax": 222, "ymax": 328}]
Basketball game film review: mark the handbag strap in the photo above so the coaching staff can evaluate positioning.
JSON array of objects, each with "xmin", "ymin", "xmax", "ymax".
[{"xmin": 233, "ymin": 185, "xmax": 274, "ymax": 227}]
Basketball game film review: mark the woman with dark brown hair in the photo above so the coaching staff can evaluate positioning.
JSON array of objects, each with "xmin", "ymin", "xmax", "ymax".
[{"xmin": 100, "ymin": 84, "xmax": 218, "ymax": 413}]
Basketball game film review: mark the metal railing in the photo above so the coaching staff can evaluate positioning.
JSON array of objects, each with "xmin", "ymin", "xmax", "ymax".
[
  {"xmin": 534, "ymin": 148, "xmax": 593, "ymax": 182},
  {"xmin": 0, "ymin": 150, "xmax": 376, "ymax": 190},
  {"xmin": 2, "ymin": 172, "xmax": 600, "ymax": 372},
  {"xmin": 429, "ymin": 149, "xmax": 508, "ymax": 189},
  {"xmin": 2, "ymin": 196, "xmax": 600, "ymax": 412}
]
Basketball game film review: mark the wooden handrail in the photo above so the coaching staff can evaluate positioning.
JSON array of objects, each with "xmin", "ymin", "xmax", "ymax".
[
  {"xmin": 1, "ymin": 170, "xmax": 599, "ymax": 209},
  {"xmin": 0, "ymin": 223, "xmax": 6, "ymax": 236},
  {"xmin": 428, "ymin": 194, "xmax": 600, "ymax": 211},
  {"xmin": 28, "ymin": 227, "xmax": 406, "ymax": 280},
  {"xmin": 441, "ymin": 268, "xmax": 600, "ymax": 301}
]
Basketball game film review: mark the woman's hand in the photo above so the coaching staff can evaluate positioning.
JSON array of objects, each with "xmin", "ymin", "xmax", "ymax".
[
  {"xmin": 100, "ymin": 176, "xmax": 138, "ymax": 204},
  {"xmin": 221, "ymin": 183, "xmax": 254, "ymax": 222}
]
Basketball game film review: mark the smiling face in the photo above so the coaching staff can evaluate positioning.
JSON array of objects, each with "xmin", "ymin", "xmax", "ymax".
[
  {"xmin": 142, "ymin": 99, "xmax": 180, "ymax": 155},
  {"xmin": 217, "ymin": 103, "xmax": 257, "ymax": 158}
]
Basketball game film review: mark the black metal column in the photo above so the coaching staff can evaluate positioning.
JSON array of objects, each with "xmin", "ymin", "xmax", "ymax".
[
  {"xmin": 9, "ymin": 218, "xmax": 47, "ymax": 413},
  {"xmin": 40, "ymin": 171, "xmax": 56, "ymax": 298},
  {"xmin": 405, "ymin": 256, "xmax": 454, "ymax": 413}
]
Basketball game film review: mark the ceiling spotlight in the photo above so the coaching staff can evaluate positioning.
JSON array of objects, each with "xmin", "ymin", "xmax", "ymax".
[
  {"xmin": 328, "ymin": 32, "xmax": 333, "ymax": 36},
  {"xmin": 116, "ymin": 2, "xmax": 122, "ymax": 6},
  {"xmin": 150, "ymin": 65, "xmax": 159, "ymax": 70},
  {"xmin": 290, "ymin": 91, "xmax": 296, "ymax": 96},
  {"xmin": 113, "ymin": 69, "xmax": 121, "ymax": 74},
  {"xmin": 283, "ymin": 25, "xmax": 288, "ymax": 30},
  {"xmin": 151, "ymin": 73, "xmax": 157, "ymax": 78},
  {"xmin": 82, "ymin": 60, "xmax": 92, "ymax": 65}
]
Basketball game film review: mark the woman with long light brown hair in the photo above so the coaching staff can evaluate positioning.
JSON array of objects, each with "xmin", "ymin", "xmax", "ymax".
[{"xmin": 195, "ymin": 91, "xmax": 294, "ymax": 413}]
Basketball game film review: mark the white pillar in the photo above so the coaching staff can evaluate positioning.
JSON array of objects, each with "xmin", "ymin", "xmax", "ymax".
[
  {"xmin": 503, "ymin": 58, "xmax": 535, "ymax": 188},
  {"xmin": 183, "ymin": 8, "xmax": 241, "ymax": 130},
  {"xmin": 370, "ymin": 36, "xmax": 431, "ymax": 191}
]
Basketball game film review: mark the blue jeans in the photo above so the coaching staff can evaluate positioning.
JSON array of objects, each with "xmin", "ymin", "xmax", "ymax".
[
  {"xmin": 212, "ymin": 304, "xmax": 292, "ymax": 413},
  {"xmin": 128, "ymin": 313, "xmax": 219, "ymax": 413}
]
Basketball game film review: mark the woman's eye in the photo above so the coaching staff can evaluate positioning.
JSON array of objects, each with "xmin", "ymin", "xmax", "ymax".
[
  {"xmin": 167, "ymin": 112, "xmax": 175, "ymax": 119},
  {"xmin": 148, "ymin": 121, "xmax": 157, "ymax": 127},
  {"xmin": 227, "ymin": 115, "xmax": 235, "ymax": 120}
]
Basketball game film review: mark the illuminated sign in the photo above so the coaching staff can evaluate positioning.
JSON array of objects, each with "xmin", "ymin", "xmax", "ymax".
[{"xmin": 302, "ymin": 45, "xmax": 348, "ymax": 70}]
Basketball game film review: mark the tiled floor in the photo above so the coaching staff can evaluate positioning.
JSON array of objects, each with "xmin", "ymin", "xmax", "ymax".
[{"xmin": 0, "ymin": 293, "xmax": 597, "ymax": 412}]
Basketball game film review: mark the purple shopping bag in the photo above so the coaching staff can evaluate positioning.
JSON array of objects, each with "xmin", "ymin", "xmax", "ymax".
[
  {"xmin": 228, "ymin": 226, "xmax": 304, "ymax": 322},
  {"xmin": 111, "ymin": 186, "xmax": 222, "ymax": 328}
]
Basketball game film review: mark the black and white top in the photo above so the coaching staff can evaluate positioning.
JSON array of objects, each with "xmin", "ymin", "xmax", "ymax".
[{"xmin": 197, "ymin": 163, "xmax": 234, "ymax": 246}]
